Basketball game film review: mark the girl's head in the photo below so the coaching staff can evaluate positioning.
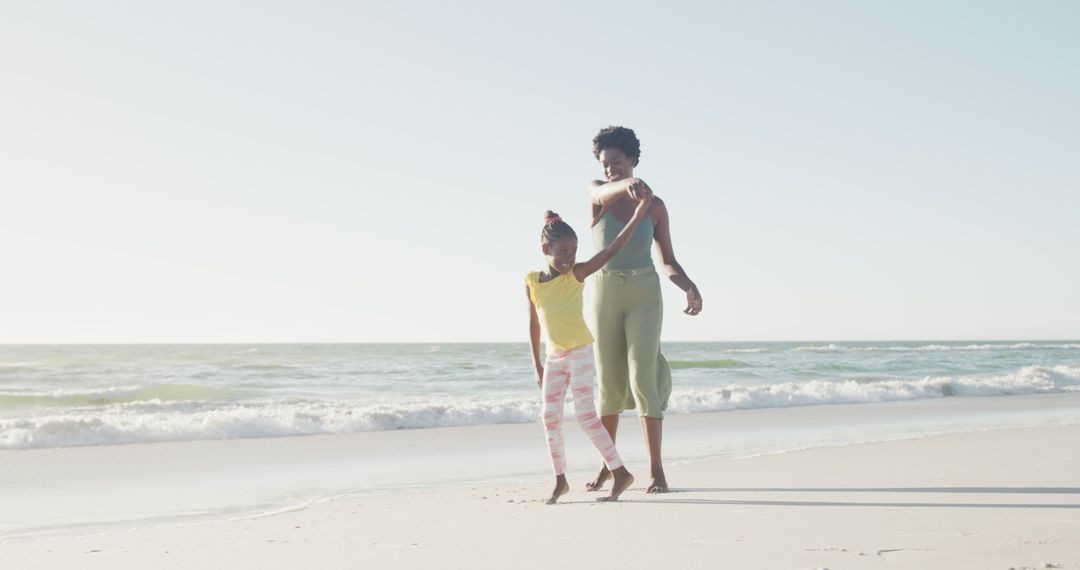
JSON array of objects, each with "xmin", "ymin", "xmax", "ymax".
[
  {"xmin": 592, "ymin": 126, "xmax": 641, "ymax": 182},
  {"xmin": 541, "ymin": 210, "xmax": 577, "ymax": 274}
]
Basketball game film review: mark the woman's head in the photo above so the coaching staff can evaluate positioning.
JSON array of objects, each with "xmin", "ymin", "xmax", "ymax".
[
  {"xmin": 541, "ymin": 210, "xmax": 578, "ymax": 274},
  {"xmin": 592, "ymin": 126, "xmax": 641, "ymax": 182}
]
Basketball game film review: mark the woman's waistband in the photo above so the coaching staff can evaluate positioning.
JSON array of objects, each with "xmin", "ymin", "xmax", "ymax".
[{"xmin": 598, "ymin": 265, "xmax": 656, "ymax": 278}]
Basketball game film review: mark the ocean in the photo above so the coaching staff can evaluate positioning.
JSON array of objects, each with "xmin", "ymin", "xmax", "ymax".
[
  {"xmin": 5, "ymin": 340, "xmax": 1080, "ymax": 541},
  {"xmin": 3, "ymin": 341, "xmax": 1079, "ymax": 450}
]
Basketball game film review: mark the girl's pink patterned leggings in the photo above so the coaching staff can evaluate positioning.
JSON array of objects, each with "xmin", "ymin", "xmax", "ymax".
[{"xmin": 541, "ymin": 344, "xmax": 624, "ymax": 476}]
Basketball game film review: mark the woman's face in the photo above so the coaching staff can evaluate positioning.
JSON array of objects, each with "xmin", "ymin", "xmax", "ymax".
[{"xmin": 599, "ymin": 148, "xmax": 634, "ymax": 182}]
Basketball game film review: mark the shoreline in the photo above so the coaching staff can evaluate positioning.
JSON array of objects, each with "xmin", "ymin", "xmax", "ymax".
[
  {"xmin": 3, "ymin": 421, "xmax": 1079, "ymax": 568},
  {"xmin": 4, "ymin": 392, "xmax": 1080, "ymax": 545},
  {"xmin": 5, "ymin": 342, "xmax": 1078, "ymax": 450}
]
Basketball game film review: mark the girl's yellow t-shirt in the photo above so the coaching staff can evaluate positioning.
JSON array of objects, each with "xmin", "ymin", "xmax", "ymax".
[{"xmin": 525, "ymin": 266, "xmax": 594, "ymax": 355}]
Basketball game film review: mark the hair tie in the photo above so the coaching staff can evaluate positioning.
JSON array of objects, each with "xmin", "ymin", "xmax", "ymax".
[{"xmin": 546, "ymin": 215, "xmax": 562, "ymax": 223}]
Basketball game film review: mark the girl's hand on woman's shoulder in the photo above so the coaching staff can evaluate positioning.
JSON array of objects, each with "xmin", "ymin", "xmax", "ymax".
[
  {"xmin": 631, "ymin": 193, "xmax": 653, "ymax": 220},
  {"xmin": 627, "ymin": 179, "xmax": 652, "ymax": 201}
]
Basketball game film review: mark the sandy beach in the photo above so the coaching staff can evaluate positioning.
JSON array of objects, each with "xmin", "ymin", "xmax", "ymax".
[{"xmin": 3, "ymin": 394, "xmax": 1079, "ymax": 569}]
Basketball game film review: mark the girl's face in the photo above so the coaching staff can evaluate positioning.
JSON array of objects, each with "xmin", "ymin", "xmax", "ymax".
[
  {"xmin": 599, "ymin": 147, "xmax": 634, "ymax": 182},
  {"xmin": 542, "ymin": 236, "xmax": 578, "ymax": 275}
]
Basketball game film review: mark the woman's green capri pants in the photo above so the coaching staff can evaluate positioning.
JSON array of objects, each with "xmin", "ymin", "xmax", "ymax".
[{"xmin": 593, "ymin": 266, "xmax": 672, "ymax": 419}]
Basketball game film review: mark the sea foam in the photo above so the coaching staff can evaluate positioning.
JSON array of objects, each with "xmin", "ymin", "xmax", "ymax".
[{"xmin": 4, "ymin": 365, "xmax": 1078, "ymax": 450}]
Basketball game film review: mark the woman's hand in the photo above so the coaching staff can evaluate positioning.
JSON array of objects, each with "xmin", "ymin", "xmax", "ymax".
[
  {"xmin": 684, "ymin": 285, "xmax": 702, "ymax": 316},
  {"xmin": 535, "ymin": 365, "xmax": 544, "ymax": 388}
]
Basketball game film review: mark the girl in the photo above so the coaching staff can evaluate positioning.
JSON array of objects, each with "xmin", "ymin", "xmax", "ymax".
[{"xmin": 525, "ymin": 191, "xmax": 652, "ymax": 504}]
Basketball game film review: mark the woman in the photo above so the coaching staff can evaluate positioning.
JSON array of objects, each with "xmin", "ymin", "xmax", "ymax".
[{"xmin": 586, "ymin": 126, "xmax": 702, "ymax": 494}]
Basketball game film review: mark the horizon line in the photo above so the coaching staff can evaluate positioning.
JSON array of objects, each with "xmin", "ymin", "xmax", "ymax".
[{"xmin": 2, "ymin": 338, "xmax": 1078, "ymax": 346}]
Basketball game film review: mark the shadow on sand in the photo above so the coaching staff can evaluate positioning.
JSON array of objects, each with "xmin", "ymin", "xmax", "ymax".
[{"xmin": 604, "ymin": 486, "xmax": 1080, "ymax": 509}]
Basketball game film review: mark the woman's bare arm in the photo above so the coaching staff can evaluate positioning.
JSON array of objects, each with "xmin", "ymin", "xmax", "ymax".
[
  {"xmin": 651, "ymin": 198, "xmax": 703, "ymax": 315},
  {"xmin": 587, "ymin": 178, "xmax": 652, "ymax": 207}
]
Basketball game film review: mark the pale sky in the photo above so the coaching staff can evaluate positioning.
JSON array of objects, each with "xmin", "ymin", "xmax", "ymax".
[{"xmin": 2, "ymin": 1, "xmax": 1078, "ymax": 343}]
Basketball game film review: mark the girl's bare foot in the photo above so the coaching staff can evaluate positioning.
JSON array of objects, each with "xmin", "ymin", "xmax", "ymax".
[
  {"xmin": 596, "ymin": 466, "xmax": 634, "ymax": 502},
  {"xmin": 546, "ymin": 475, "xmax": 570, "ymax": 505},
  {"xmin": 646, "ymin": 467, "xmax": 669, "ymax": 494},
  {"xmin": 584, "ymin": 464, "xmax": 610, "ymax": 492}
]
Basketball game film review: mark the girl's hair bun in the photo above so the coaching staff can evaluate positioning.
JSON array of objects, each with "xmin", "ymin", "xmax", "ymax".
[{"xmin": 540, "ymin": 210, "xmax": 575, "ymax": 245}]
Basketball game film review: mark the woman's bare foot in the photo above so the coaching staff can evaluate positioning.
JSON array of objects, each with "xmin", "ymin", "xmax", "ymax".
[
  {"xmin": 584, "ymin": 465, "xmax": 610, "ymax": 492},
  {"xmin": 545, "ymin": 475, "xmax": 570, "ymax": 505},
  {"xmin": 596, "ymin": 466, "xmax": 634, "ymax": 502},
  {"xmin": 646, "ymin": 467, "xmax": 669, "ymax": 494}
]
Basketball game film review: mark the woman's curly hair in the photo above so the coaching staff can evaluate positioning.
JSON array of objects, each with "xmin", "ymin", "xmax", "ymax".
[{"xmin": 592, "ymin": 126, "xmax": 641, "ymax": 166}]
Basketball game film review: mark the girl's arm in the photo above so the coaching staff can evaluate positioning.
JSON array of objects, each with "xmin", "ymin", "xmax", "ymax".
[
  {"xmin": 526, "ymin": 285, "xmax": 544, "ymax": 387},
  {"xmin": 573, "ymin": 194, "xmax": 653, "ymax": 282},
  {"xmin": 651, "ymin": 198, "xmax": 703, "ymax": 315}
]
